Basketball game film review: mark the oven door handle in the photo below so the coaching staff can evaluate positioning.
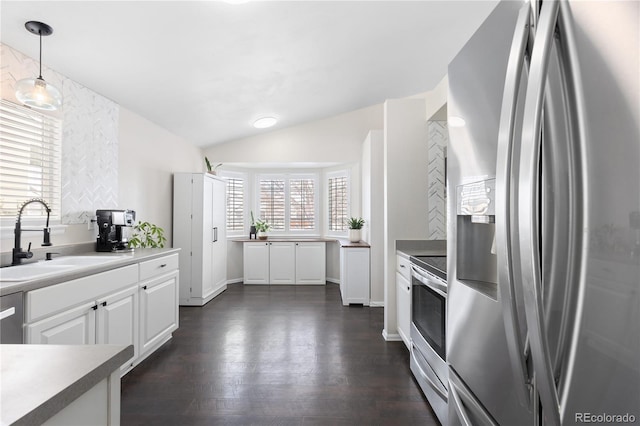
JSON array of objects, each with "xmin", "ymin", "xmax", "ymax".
[
  {"xmin": 410, "ymin": 344, "xmax": 448, "ymax": 401},
  {"xmin": 411, "ymin": 264, "xmax": 447, "ymax": 296}
]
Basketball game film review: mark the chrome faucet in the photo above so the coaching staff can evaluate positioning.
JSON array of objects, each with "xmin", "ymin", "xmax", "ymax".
[{"xmin": 12, "ymin": 198, "xmax": 52, "ymax": 266}]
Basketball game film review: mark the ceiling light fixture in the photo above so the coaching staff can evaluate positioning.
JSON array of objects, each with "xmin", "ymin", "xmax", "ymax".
[
  {"xmin": 15, "ymin": 21, "xmax": 62, "ymax": 111},
  {"xmin": 253, "ymin": 117, "xmax": 277, "ymax": 129}
]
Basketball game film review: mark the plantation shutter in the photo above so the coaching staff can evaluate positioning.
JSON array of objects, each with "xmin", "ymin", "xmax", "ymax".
[
  {"xmin": 290, "ymin": 178, "xmax": 315, "ymax": 230},
  {"xmin": 226, "ymin": 177, "xmax": 244, "ymax": 231},
  {"xmin": 259, "ymin": 178, "xmax": 285, "ymax": 230},
  {"xmin": 328, "ymin": 175, "xmax": 348, "ymax": 231},
  {"xmin": 0, "ymin": 100, "xmax": 62, "ymax": 219}
]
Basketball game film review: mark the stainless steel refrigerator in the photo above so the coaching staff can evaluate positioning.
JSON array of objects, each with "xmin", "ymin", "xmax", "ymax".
[{"xmin": 447, "ymin": 0, "xmax": 639, "ymax": 424}]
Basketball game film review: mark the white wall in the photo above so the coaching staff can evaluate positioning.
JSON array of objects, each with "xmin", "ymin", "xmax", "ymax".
[
  {"xmin": 118, "ymin": 108, "xmax": 203, "ymax": 247},
  {"xmin": 203, "ymin": 104, "xmax": 382, "ymax": 164},
  {"xmin": 383, "ymin": 98, "xmax": 428, "ymax": 339},
  {"xmin": 361, "ymin": 130, "xmax": 385, "ymax": 305}
]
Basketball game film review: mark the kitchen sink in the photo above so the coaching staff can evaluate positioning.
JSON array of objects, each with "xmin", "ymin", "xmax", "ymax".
[{"xmin": 0, "ymin": 255, "xmax": 130, "ymax": 282}]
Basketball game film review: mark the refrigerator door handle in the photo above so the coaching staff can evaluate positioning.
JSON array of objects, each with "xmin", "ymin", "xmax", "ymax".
[
  {"xmin": 518, "ymin": 0, "xmax": 561, "ymax": 424},
  {"xmin": 495, "ymin": 2, "xmax": 533, "ymax": 408}
]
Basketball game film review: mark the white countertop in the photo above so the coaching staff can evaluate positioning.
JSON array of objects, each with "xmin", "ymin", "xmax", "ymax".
[
  {"xmin": 0, "ymin": 248, "xmax": 180, "ymax": 296},
  {"xmin": 0, "ymin": 344, "xmax": 133, "ymax": 426}
]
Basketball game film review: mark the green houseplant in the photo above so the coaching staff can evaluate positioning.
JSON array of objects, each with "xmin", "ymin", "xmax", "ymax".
[
  {"xmin": 347, "ymin": 217, "xmax": 365, "ymax": 243},
  {"xmin": 254, "ymin": 218, "xmax": 271, "ymax": 240},
  {"xmin": 205, "ymin": 157, "xmax": 222, "ymax": 175},
  {"xmin": 128, "ymin": 221, "xmax": 167, "ymax": 249}
]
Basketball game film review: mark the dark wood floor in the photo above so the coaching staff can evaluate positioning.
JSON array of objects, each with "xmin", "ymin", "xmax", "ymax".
[{"xmin": 121, "ymin": 283, "xmax": 439, "ymax": 425}]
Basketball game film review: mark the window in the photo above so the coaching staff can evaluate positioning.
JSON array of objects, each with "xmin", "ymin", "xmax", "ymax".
[
  {"xmin": 259, "ymin": 178, "xmax": 286, "ymax": 230},
  {"xmin": 289, "ymin": 178, "xmax": 315, "ymax": 230},
  {"xmin": 328, "ymin": 172, "xmax": 349, "ymax": 232},
  {"xmin": 0, "ymin": 100, "xmax": 62, "ymax": 220},
  {"xmin": 257, "ymin": 174, "xmax": 318, "ymax": 233},
  {"xmin": 225, "ymin": 175, "xmax": 245, "ymax": 232}
]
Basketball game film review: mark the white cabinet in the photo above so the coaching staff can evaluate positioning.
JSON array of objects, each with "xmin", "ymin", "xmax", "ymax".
[
  {"xmin": 269, "ymin": 242, "xmax": 296, "ymax": 284},
  {"xmin": 396, "ymin": 254, "xmax": 411, "ymax": 349},
  {"xmin": 296, "ymin": 242, "xmax": 327, "ymax": 284},
  {"xmin": 25, "ymin": 253, "xmax": 180, "ymax": 375},
  {"xmin": 243, "ymin": 242, "xmax": 270, "ymax": 284},
  {"xmin": 139, "ymin": 270, "xmax": 179, "ymax": 355},
  {"xmin": 243, "ymin": 241, "xmax": 326, "ymax": 284},
  {"xmin": 339, "ymin": 246, "xmax": 370, "ymax": 306},
  {"xmin": 25, "ymin": 265, "xmax": 138, "ymax": 346},
  {"xmin": 173, "ymin": 173, "xmax": 227, "ymax": 306},
  {"xmin": 96, "ymin": 284, "xmax": 139, "ymax": 366},
  {"xmin": 26, "ymin": 302, "xmax": 96, "ymax": 345}
]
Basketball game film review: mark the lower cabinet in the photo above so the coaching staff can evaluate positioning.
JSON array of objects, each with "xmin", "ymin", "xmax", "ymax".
[
  {"xmin": 25, "ymin": 253, "xmax": 179, "ymax": 375},
  {"xmin": 26, "ymin": 301, "xmax": 96, "ymax": 345},
  {"xmin": 139, "ymin": 270, "xmax": 179, "ymax": 355},
  {"xmin": 396, "ymin": 254, "xmax": 412, "ymax": 349},
  {"xmin": 243, "ymin": 241, "xmax": 326, "ymax": 284},
  {"xmin": 339, "ymin": 247, "xmax": 370, "ymax": 306}
]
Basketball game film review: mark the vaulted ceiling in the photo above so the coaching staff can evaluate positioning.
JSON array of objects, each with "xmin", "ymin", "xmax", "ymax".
[{"xmin": 1, "ymin": 1, "xmax": 498, "ymax": 147}]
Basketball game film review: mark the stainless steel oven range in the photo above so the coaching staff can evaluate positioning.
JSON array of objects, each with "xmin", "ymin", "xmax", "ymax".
[{"xmin": 409, "ymin": 255, "xmax": 447, "ymax": 425}]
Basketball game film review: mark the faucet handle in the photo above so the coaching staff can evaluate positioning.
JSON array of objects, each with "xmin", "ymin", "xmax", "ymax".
[{"xmin": 45, "ymin": 252, "xmax": 60, "ymax": 261}]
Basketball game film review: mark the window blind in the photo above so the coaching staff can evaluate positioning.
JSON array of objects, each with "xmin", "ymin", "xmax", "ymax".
[
  {"xmin": 259, "ymin": 179, "xmax": 285, "ymax": 230},
  {"xmin": 290, "ymin": 178, "xmax": 315, "ymax": 230},
  {"xmin": 225, "ymin": 177, "xmax": 244, "ymax": 232},
  {"xmin": 328, "ymin": 175, "xmax": 348, "ymax": 231},
  {"xmin": 0, "ymin": 100, "xmax": 62, "ymax": 219}
]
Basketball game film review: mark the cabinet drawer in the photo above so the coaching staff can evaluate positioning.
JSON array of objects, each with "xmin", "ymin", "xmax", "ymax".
[
  {"xmin": 26, "ymin": 265, "xmax": 138, "ymax": 323},
  {"xmin": 139, "ymin": 254, "xmax": 179, "ymax": 282},
  {"xmin": 397, "ymin": 254, "xmax": 411, "ymax": 281}
]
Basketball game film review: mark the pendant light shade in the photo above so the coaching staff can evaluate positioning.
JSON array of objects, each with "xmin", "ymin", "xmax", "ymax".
[{"xmin": 15, "ymin": 21, "xmax": 62, "ymax": 111}]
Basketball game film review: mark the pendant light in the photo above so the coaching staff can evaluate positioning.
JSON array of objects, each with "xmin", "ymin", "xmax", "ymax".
[{"xmin": 15, "ymin": 21, "xmax": 62, "ymax": 111}]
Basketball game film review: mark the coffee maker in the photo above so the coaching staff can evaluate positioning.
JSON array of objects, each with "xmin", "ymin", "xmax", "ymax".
[{"xmin": 96, "ymin": 209, "xmax": 136, "ymax": 252}]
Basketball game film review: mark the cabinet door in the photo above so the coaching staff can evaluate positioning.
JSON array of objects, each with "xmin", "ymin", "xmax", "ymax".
[
  {"xmin": 396, "ymin": 272, "xmax": 411, "ymax": 349},
  {"xmin": 140, "ymin": 271, "xmax": 179, "ymax": 355},
  {"xmin": 211, "ymin": 178, "xmax": 227, "ymax": 294},
  {"xmin": 269, "ymin": 242, "xmax": 296, "ymax": 284},
  {"xmin": 243, "ymin": 242, "xmax": 270, "ymax": 284},
  {"xmin": 96, "ymin": 285, "xmax": 138, "ymax": 367},
  {"xmin": 340, "ymin": 248, "xmax": 370, "ymax": 305},
  {"xmin": 295, "ymin": 242, "xmax": 326, "ymax": 284},
  {"xmin": 26, "ymin": 302, "xmax": 96, "ymax": 344},
  {"xmin": 200, "ymin": 176, "xmax": 215, "ymax": 299}
]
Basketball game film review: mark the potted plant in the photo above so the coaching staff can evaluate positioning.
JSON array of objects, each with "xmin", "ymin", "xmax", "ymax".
[
  {"xmin": 347, "ymin": 217, "xmax": 365, "ymax": 243},
  {"xmin": 205, "ymin": 157, "xmax": 222, "ymax": 175},
  {"xmin": 254, "ymin": 218, "xmax": 271, "ymax": 240},
  {"xmin": 249, "ymin": 211, "xmax": 257, "ymax": 239},
  {"xmin": 128, "ymin": 221, "xmax": 167, "ymax": 248}
]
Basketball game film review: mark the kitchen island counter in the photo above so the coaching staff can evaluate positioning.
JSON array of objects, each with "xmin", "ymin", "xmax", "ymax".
[{"xmin": 0, "ymin": 344, "xmax": 133, "ymax": 426}]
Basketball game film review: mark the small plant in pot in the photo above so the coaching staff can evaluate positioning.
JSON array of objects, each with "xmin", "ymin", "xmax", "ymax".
[
  {"xmin": 347, "ymin": 217, "xmax": 365, "ymax": 243},
  {"xmin": 205, "ymin": 157, "xmax": 222, "ymax": 175},
  {"xmin": 254, "ymin": 218, "xmax": 271, "ymax": 240},
  {"xmin": 128, "ymin": 221, "xmax": 167, "ymax": 249}
]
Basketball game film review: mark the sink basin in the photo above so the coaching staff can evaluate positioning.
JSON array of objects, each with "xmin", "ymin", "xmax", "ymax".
[
  {"xmin": 0, "ymin": 255, "xmax": 130, "ymax": 282},
  {"xmin": 0, "ymin": 263, "xmax": 76, "ymax": 282},
  {"xmin": 46, "ymin": 255, "xmax": 127, "ymax": 267}
]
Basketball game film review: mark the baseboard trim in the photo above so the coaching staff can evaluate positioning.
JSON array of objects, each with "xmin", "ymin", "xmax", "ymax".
[
  {"xmin": 226, "ymin": 278, "xmax": 243, "ymax": 285},
  {"xmin": 382, "ymin": 329, "xmax": 402, "ymax": 341},
  {"xmin": 369, "ymin": 300, "xmax": 384, "ymax": 307},
  {"xmin": 326, "ymin": 277, "xmax": 340, "ymax": 284}
]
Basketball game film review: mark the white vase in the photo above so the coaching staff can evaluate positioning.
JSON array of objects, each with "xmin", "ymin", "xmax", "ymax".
[
  {"xmin": 348, "ymin": 229, "xmax": 361, "ymax": 243},
  {"xmin": 257, "ymin": 230, "xmax": 267, "ymax": 240}
]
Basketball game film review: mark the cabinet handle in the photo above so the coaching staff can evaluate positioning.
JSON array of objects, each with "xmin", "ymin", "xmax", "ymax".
[
  {"xmin": 400, "ymin": 264, "xmax": 406, "ymax": 268},
  {"xmin": 92, "ymin": 305, "xmax": 98, "ymax": 310},
  {"xmin": 160, "ymin": 263, "xmax": 167, "ymax": 268},
  {"xmin": 142, "ymin": 285, "xmax": 148, "ymax": 290},
  {"xmin": 407, "ymin": 286, "xmax": 411, "ymax": 291},
  {"xmin": 102, "ymin": 301, "xmax": 107, "ymax": 307}
]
